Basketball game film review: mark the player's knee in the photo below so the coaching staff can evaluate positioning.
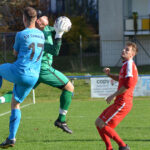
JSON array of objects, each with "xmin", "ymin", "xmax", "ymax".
[
  {"xmin": 69, "ymin": 81, "xmax": 74, "ymax": 92},
  {"xmin": 70, "ymin": 83, "xmax": 74, "ymax": 92},
  {"xmin": 95, "ymin": 118, "xmax": 105, "ymax": 129},
  {"xmin": 64, "ymin": 81, "xmax": 74, "ymax": 92},
  {"xmin": 11, "ymin": 96, "xmax": 20, "ymax": 110},
  {"xmin": 95, "ymin": 118, "xmax": 100, "ymax": 126},
  {"xmin": 95, "ymin": 119, "xmax": 98, "ymax": 127}
]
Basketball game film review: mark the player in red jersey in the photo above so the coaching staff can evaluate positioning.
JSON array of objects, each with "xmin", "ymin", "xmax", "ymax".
[{"xmin": 95, "ymin": 42, "xmax": 138, "ymax": 150}]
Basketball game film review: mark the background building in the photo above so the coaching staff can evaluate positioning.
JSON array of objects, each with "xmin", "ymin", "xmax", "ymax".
[{"xmin": 99, "ymin": 0, "xmax": 150, "ymax": 66}]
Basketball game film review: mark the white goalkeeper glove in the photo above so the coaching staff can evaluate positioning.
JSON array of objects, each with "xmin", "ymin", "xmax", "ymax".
[{"xmin": 54, "ymin": 16, "xmax": 72, "ymax": 39}]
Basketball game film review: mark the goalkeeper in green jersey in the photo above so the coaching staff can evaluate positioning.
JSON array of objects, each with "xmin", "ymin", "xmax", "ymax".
[{"xmin": 0, "ymin": 12, "xmax": 74, "ymax": 134}]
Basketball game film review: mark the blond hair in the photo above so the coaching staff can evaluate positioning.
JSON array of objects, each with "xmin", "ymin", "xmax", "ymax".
[{"xmin": 126, "ymin": 42, "xmax": 138, "ymax": 55}]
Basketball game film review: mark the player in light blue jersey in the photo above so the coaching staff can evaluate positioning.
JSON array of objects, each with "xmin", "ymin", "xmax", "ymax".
[
  {"xmin": 13, "ymin": 28, "xmax": 45, "ymax": 77},
  {"xmin": 0, "ymin": 7, "xmax": 45, "ymax": 148}
]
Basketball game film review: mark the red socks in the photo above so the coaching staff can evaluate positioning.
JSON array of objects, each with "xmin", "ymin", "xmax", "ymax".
[
  {"xmin": 97, "ymin": 126, "xmax": 126, "ymax": 149},
  {"xmin": 97, "ymin": 127, "xmax": 113, "ymax": 150}
]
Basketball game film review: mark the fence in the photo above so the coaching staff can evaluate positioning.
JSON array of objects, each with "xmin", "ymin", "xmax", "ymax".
[
  {"xmin": 100, "ymin": 37, "xmax": 150, "ymax": 67},
  {"xmin": 0, "ymin": 32, "xmax": 100, "ymax": 72},
  {"xmin": 0, "ymin": 32, "xmax": 150, "ymax": 72},
  {"xmin": 0, "ymin": 32, "xmax": 16, "ymax": 63}
]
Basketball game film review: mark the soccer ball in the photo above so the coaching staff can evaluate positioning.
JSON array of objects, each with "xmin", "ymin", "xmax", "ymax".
[{"xmin": 54, "ymin": 16, "xmax": 72, "ymax": 33}]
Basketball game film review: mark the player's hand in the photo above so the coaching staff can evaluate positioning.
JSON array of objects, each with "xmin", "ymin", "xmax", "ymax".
[
  {"xmin": 103, "ymin": 68, "xmax": 110, "ymax": 75},
  {"xmin": 105, "ymin": 94, "xmax": 115, "ymax": 104},
  {"xmin": 54, "ymin": 16, "xmax": 72, "ymax": 39}
]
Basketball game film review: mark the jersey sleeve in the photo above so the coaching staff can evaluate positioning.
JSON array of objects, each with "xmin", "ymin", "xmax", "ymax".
[
  {"xmin": 43, "ymin": 25, "xmax": 62, "ymax": 56},
  {"xmin": 125, "ymin": 60, "xmax": 133, "ymax": 78},
  {"xmin": 124, "ymin": 60, "xmax": 134, "ymax": 88},
  {"xmin": 13, "ymin": 32, "xmax": 20, "ymax": 52},
  {"xmin": 44, "ymin": 38, "xmax": 62, "ymax": 56},
  {"xmin": 50, "ymin": 26, "xmax": 55, "ymax": 33}
]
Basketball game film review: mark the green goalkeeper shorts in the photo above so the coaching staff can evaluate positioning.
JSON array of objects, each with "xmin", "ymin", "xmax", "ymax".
[{"xmin": 34, "ymin": 67, "xmax": 69, "ymax": 89}]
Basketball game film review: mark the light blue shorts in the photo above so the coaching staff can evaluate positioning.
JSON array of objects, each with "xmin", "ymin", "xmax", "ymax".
[{"xmin": 0, "ymin": 63, "xmax": 38, "ymax": 103}]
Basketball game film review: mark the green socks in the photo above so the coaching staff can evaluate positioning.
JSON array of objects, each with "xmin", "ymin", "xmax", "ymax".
[
  {"xmin": 58, "ymin": 90, "xmax": 72, "ymax": 122},
  {"xmin": 0, "ymin": 91, "xmax": 12, "ymax": 103}
]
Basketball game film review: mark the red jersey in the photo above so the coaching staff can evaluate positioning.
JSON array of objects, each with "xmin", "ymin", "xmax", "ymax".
[{"xmin": 115, "ymin": 59, "xmax": 138, "ymax": 105}]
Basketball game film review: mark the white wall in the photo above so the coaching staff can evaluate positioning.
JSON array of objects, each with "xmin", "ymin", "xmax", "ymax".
[
  {"xmin": 99, "ymin": 0, "xmax": 123, "ymax": 40},
  {"xmin": 135, "ymin": 36, "xmax": 150, "ymax": 65},
  {"xmin": 99, "ymin": 0, "xmax": 124, "ymax": 66},
  {"xmin": 132, "ymin": 0, "xmax": 150, "ymax": 16}
]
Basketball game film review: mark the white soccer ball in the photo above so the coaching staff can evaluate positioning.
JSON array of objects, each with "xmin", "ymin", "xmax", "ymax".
[{"xmin": 54, "ymin": 16, "xmax": 72, "ymax": 33}]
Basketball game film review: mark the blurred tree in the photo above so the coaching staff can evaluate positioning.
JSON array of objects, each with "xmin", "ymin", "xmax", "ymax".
[
  {"xmin": 64, "ymin": 0, "xmax": 98, "ymax": 33},
  {"xmin": 0, "ymin": 0, "xmax": 98, "ymax": 33},
  {"xmin": 60, "ymin": 16, "xmax": 95, "ymax": 56},
  {"xmin": 0, "ymin": 0, "xmax": 99, "ymax": 56},
  {"xmin": 0, "ymin": 0, "xmax": 41, "ymax": 31},
  {"xmin": 85, "ymin": 0, "xmax": 98, "ymax": 33}
]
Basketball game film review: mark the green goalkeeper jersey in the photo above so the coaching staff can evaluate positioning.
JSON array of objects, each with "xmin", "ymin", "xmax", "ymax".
[{"xmin": 41, "ymin": 25, "xmax": 62, "ymax": 70}]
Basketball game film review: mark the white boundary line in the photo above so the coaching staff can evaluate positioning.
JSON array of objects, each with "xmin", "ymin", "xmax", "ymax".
[
  {"xmin": 0, "ymin": 103, "xmax": 33, "ymax": 117},
  {"xmin": 32, "ymin": 89, "xmax": 35, "ymax": 104}
]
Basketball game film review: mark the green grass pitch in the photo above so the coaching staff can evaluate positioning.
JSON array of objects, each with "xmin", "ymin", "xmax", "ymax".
[{"xmin": 0, "ymin": 80, "xmax": 150, "ymax": 150}]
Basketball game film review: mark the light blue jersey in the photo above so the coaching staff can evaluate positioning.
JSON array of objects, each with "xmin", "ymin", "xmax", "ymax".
[
  {"xmin": 0, "ymin": 27, "xmax": 45, "ymax": 103},
  {"xmin": 13, "ymin": 28, "xmax": 45, "ymax": 77}
]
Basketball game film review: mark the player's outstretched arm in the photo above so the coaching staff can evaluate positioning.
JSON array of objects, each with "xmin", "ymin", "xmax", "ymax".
[
  {"xmin": 45, "ymin": 16, "xmax": 72, "ymax": 56},
  {"xmin": 103, "ymin": 68, "xmax": 119, "ymax": 81}
]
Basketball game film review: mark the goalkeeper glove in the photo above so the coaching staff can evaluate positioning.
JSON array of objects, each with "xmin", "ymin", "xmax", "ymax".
[{"xmin": 54, "ymin": 16, "xmax": 72, "ymax": 39}]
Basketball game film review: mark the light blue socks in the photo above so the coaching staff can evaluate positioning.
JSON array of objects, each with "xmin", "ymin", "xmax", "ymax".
[{"xmin": 8, "ymin": 109, "xmax": 21, "ymax": 140}]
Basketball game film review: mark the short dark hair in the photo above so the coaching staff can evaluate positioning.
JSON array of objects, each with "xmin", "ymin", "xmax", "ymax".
[
  {"xmin": 37, "ymin": 10, "xmax": 43, "ymax": 19},
  {"xmin": 37, "ymin": 10, "xmax": 47, "ymax": 19},
  {"xmin": 23, "ymin": 7, "xmax": 37, "ymax": 22},
  {"xmin": 126, "ymin": 41, "xmax": 138, "ymax": 54}
]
